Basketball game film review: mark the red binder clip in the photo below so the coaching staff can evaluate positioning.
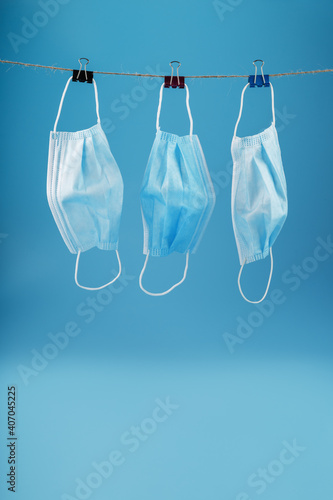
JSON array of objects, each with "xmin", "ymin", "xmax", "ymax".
[{"xmin": 164, "ymin": 61, "xmax": 185, "ymax": 89}]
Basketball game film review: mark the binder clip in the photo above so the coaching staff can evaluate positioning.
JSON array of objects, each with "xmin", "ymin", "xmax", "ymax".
[
  {"xmin": 72, "ymin": 58, "xmax": 93, "ymax": 84},
  {"xmin": 164, "ymin": 61, "xmax": 185, "ymax": 88},
  {"xmin": 248, "ymin": 59, "xmax": 270, "ymax": 87}
]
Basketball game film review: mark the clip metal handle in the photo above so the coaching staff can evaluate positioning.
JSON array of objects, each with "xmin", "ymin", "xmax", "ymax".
[
  {"xmin": 248, "ymin": 59, "xmax": 270, "ymax": 88},
  {"xmin": 73, "ymin": 57, "xmax": 93, "ymax": 83},
  {"xmin": 253, "ymin": 59, "xmax": 265, "ymax": 85},
  {"xmin": 164, "ymin": 60, "xmax": 185, "ymax": 88}
]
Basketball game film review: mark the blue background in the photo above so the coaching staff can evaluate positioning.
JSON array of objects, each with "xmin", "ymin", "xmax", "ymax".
[{"xmin": 0, "ymin": 0, "xmax": 332, "ymax": 499}]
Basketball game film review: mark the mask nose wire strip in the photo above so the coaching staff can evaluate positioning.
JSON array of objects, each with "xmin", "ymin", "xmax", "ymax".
[
  {"xmin": 237, "ymin": 248, "xmax": 273, "ymax": 304},
  {"xmin": 155, "ymin": 83, "xmax": 193, "ymax": 136},
  {"xmin": 53, "ymin": 76, "xmax": 101, "ymax": 133},
  {"xmin": 139, "ymin": 251, "xmax": 189, "ymax": 296},
  {"xmin": 74, "ymin": 250, "xmax": 122, "ymax": 290},
  {"xmin": 233, "ymin": 82, "xmax": 275, "ymax": 138}
]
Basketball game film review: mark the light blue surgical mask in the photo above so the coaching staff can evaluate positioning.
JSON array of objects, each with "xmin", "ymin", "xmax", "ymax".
[
  {"xmin": 231, "ymin": 82, "xmax": 288, "ymax": 303},
  {"xmin": 47, "ymin": 77, "xmax": 124, "ymax": 290},
  {"xmin": 139, "ymin": 83, "xmax": 216, "ymax": 296}
]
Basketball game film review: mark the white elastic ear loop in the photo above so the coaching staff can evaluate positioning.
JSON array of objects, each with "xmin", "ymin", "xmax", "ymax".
[
  {"xmin": 156, "ymin": 83, "xmax": 164, "ymax": 131},
  {"xmin": 270, "ymin": 82, "xmax": 275, "ymax": 126},
  {"xmin": 233, "ymin": 81, "xmax": 276, "ymax": 137},
  {"xmin": 184, "ymin": 84, "xmax": 193, "ymax": 136},
  {"xmin": 53, "ymin": 76, "xmax": 72, "ymax": 132},
  {"xmin": 92, "ymin": 78, "xmax": 101, "ymax": 124},
  {"xmin": 139, "ymin": 251, "xmax": 189, "ymax": 296},
  {"xmin": 233, "ymin": 83, "xmax": 249, "ymax": 138},
  {"xmin": 53, "ymin": 77, "xmax": 101, "ymax": 133},
  {"xmin": 155, "ymin": 83, "xmax": 193, "ymax": 135},
  {"xmin": 74, "ymin": 250, "xmax": 121, "ymax": 290},
  {"xmin": 237, "ymin": 248, "xmax": 274, "ymax": 304}
]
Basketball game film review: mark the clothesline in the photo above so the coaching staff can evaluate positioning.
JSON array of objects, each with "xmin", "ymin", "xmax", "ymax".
[{"xmin": 1, "ymin": 59, "xmax": 333, "ymax": 79}]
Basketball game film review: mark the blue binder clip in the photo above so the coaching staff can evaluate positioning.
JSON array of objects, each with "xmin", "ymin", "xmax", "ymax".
[{"xmin": 248, "ymin": 59, "xmax": 270, "ymax": 87}]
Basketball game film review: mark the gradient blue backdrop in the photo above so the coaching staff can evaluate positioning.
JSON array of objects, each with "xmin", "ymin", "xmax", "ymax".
[{"xmin": 1, "ymin": 1, "xmax": 332, "ymax": 499}]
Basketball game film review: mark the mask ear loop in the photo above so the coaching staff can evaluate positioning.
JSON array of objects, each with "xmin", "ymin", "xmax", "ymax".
[
  {"xmin": 238, "ymin": 248, "xmax": 273, "ymax": 304},
  {"xmin": 233, "ymin": 81, "xmax": 276, "ymax": 138},
  {"xmin": 53, "ymin": 76, "xmax": 101, "ymax": 133},
  {"xmin": 155, "ymin": 83, "xmax": 193, "ymax": 135},
  {"xmin": 75, "ymin": 250, "xmax": 122, "ymax": 290},
  {"xmin": 270, "ymin": 82, "xmax": 276, "ymax": 126},
  {"xmin": 185, "ymin": 84, "xmax": 193, "ymax": 136},
  {"xmin": 155, "ymin": 83, "xmax": 164, "ymax": 132},
  {"xmin": 233, "ymin": 82, "xmax": 250, "ymax": 138},
  {"xmin": 92, "ymin": 78, "xmax": 101, "ymax": 124},
  {"xmin": 53, "ymin": 76, "xmax": 72, "ymax": 132},
  {"xmin": 139, "ymin": 251, "xmax": 189, "ymax": 296}
]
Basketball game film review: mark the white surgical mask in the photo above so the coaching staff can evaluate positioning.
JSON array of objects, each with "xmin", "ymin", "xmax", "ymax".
[
  {"xmin": 231, "ymin": 82, "xmax": 288, "ymax": 303},
  {"xmin": 139, "ymin": 83, "xmax": 216, "ymax": 296},
  {"xmin": 47, "ymin": 77, "xmax": 124, "ymax": 290}
]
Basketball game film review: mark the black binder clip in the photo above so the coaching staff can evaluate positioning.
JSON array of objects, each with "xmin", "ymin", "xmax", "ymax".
[
  {"xmin": 248, "ymin": 59, "xmax": 270, "ymax": 87},
  {"xmin": 72, "ymin": 58, "xmax": 93, "ymax": 84},
  {"xmin": 164, "ymin": 61, "xmax": 185, "ymax": 88}
]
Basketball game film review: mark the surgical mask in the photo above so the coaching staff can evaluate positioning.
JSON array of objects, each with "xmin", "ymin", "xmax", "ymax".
[
  {"xmin": 47, "ymin": 76, "xmax": 124, "ymax": 290},
  {"xmin": 231, "ymin": 82, "xmax": 288, "ymax": 303},
  {"xmin": 139, "ymin": 83, "xmax": 216, "ymax": 296}
]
